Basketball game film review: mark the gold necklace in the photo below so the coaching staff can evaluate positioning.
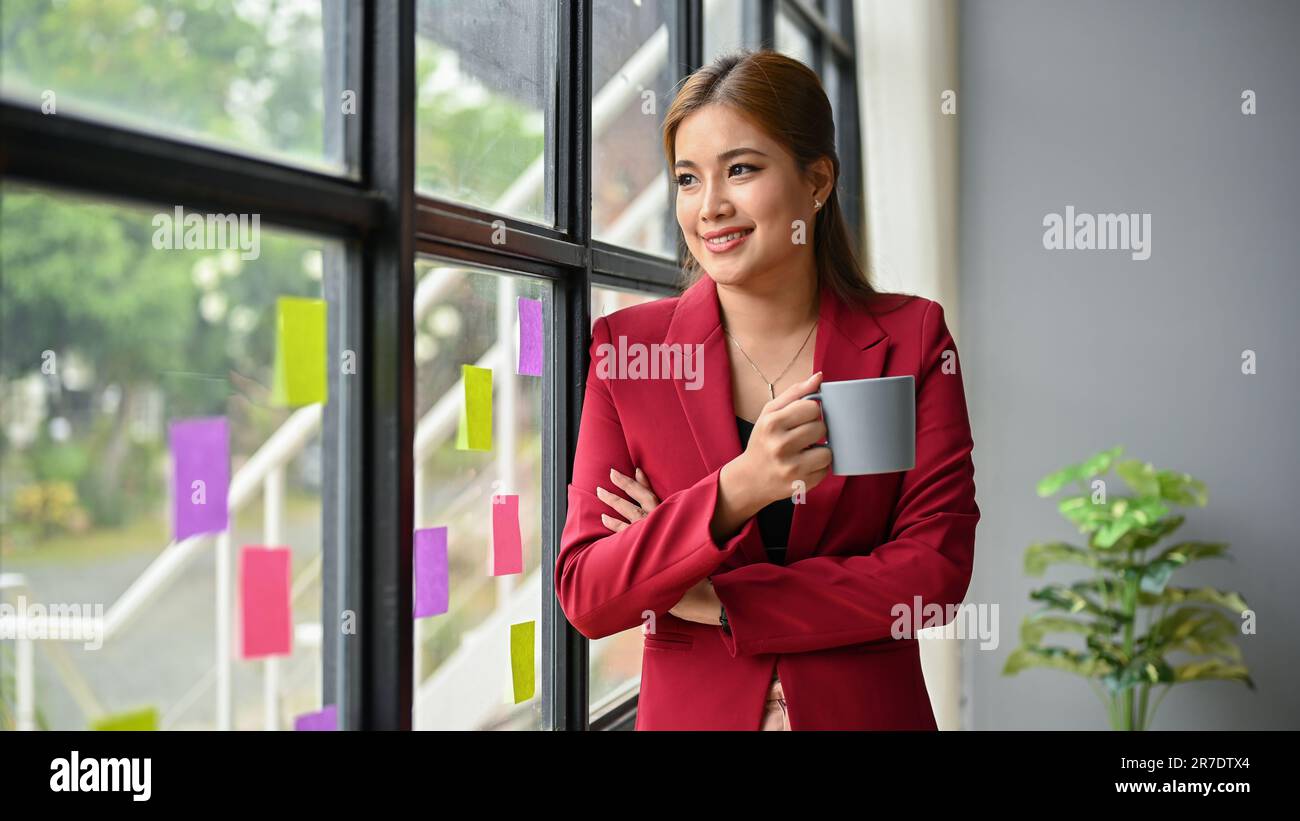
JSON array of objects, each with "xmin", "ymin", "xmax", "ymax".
[{"xmin": 724, "ymin": 319, "xmax": 817, "ymax": 400}]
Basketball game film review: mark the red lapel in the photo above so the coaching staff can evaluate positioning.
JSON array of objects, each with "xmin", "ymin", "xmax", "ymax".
[{"xmin": 664, "ymin": 275, "xmax": 891, "ymax": 566}]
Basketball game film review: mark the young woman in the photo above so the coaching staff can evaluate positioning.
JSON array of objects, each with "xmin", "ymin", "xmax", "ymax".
[{"xmin": 555, "ymin": 49, "xmax": 980, "ymax": 730}]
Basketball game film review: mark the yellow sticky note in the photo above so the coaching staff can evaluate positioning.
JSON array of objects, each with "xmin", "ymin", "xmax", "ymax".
[
  {"xmin": 272, "ymin": 296, "xmax": 328, "ymax": 407},
  {"xmin": 510, "ymin": 620, "xmax": 535, "ymax": 704},
  {"xmin": 455, "ymin": 364, "xmax": 492, "ymax": 451},
  {"xmin": 90, "ymin": 706, "xmax": 158, "ymax": 731}
]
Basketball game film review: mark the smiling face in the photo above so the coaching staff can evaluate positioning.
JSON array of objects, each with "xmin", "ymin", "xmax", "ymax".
[{"xmin": 673, "ymin": 103, "xmax": 831, "ymax": 291}]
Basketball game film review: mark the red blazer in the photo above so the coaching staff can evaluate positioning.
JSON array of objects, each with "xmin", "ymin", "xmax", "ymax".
[{"xmin": 556, "ymin": 274, "xmax": 980, "ymax": 730}]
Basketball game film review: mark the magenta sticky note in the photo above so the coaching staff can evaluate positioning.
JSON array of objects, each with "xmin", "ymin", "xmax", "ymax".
[
  {"xmin": 517, "ymin": 297, "xmax": 543, "ymax": 376},
  {"xmin": 492, "ymin": 494, "xmax": 523, "ymax": 575},
  {"xmin": 294, "ymin": 704, "xmax": 337, "ymax": 731},
  {"xmin": 414, "ymin": 527, "xmax": 449, "ymax": 618},
  {"xmin": 239, "ymin": 546, "xmax": 293, "ymax": 659},
  {"xmin": 169, "ymin": 416, "xmax": 230, "ymax": 542}
]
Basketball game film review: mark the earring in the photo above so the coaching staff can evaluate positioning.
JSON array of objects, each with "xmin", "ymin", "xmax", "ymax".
[{"xmin": 814, "ymin": 198, "xmax": 821, "ymax": 210}]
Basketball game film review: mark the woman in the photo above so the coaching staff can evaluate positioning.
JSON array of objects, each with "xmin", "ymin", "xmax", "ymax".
[{"xmin": 555, "ymin": 49, "xmax": 980, "ymax": 730}]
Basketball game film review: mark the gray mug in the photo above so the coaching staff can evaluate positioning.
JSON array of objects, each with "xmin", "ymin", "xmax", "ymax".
[{"xmin": 802, "ymin": 375, "xmax": 916, "ymax": 475}]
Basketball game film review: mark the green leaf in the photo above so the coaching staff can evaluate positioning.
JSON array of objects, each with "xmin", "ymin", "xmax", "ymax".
[
  {"xmin": 1139, "ymin": 586, "xmax": 1250, "ymax": 616},
  {"xmin": 1174, "ymin": 659, "xmax": 1255, "ymax": 690},
  {"xmin": 1104, "ymin": 653, "xmax": 1175, "ymax": 694},
  {"xmin": 1109, "ymin": 515, "xmax": 1186, "ymax": 553},
  {"xmin": 1080, "ymin": 446, "xmax": 1125, "ymax": 479},
  {"xmin": 1156, "ymin": 469, "xmax": 1209, "ymax": 506},
  {"xmin": 1142, "ymin": 607, "xmax": 1244, "ymax": 662},
  {"xmin": 1135, "ymin": 542, "xmax": 1230, "ymax": 595},
  {"xmin": 1115, "ymin": 459, "xmax": 1161, "ymax": 497},
  {"xmin": 1023, "ymin": 541, "xmax": 1096, "ymax": 576},
  {"xmin": 1152, "ymin": 541, "xmax": 1230, "ymax": 565},
  {"xmin": 1020, "ymin": 613, "xmax": 1100, "ymax": 646},
  {"xmin": 1086, "ymin": 633, "xmax": 1131, "ymax": 667},
  {"xmin": 1037, "ymin": 464, "xmax": 1083, "ymax": 498},
  {"xmin": 1033, "ymin": 584, "xmax": 1132, "ymax": 625},
  {"xmin": 1003, "ymin": 645, "xmax": 1114, "ymax": 678}
]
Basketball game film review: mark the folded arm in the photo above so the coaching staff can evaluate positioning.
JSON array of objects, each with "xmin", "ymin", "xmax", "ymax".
[{"xmin": 555, "ymin": 315, "xmax": 761, "ymax": 640}]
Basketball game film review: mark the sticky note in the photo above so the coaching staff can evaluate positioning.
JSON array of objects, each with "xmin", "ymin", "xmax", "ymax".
[
  {"xmin": 271, "ymin": 296, "xmax": 328, "ymax": 407},
  {"xmin": 510, "ymin": 621, "xmax": 535, "ymax": 704},
  {"xmin": 169, "ymin": 416, "xmax": 229, "ymax": 542},
  {"xmin": 517, "ymin": 296, "xmax": 543, "ymax": 376},
  {"xmin": 239, "ymin": 546, "xmax": 293, "ymax": 659},
  {"xmin": 492, "ymin": 494, "xmax": 523, "ymax": 575},
  {"xmin": 294, "ymin": 704, "xmax": 338, "ymax": 731},
  {"xmin": 90, "ymin": 706, "xmax": 158, "ymax": 731},
  {"xmin": 414, "ymin": 527, "xmax": 449, "ymax": 618},
  {"xmin": 455, "ymin": 364, "xmax": 492, "ymax": 451}
]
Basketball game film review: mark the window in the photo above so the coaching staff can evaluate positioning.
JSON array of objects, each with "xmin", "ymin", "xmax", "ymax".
[
  {"xmin": 411, "ymin": 262, "xmax": 551, "ymax": 729},
  {"xmin": 0, "ymin": 0, "xmax": 861, "ymax": 731},
  {"xmin": 0, "ymin": 0, "xmax": 350, "ymax": 174},
  {"xmin": 591, "ymin": 0, "xmax": 678, "ymax": 257},
  {"xmin": 415, "ymin": 0, "xmax": 557, "ymax": 225},
  {"xmin": 0, "ymin": 182, "xmax": 340, "ymax": 729}
]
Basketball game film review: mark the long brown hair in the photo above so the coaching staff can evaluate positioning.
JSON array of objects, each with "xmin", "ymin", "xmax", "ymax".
[{"xmin": 661, "ymin": 48, "xmax": 906, "ymax": 314}]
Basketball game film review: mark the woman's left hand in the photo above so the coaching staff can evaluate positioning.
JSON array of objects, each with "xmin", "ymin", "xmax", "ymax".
[
  {"xmin": 597, "ymin": 467, "xmax": 722, "ymax": 626},
  {"xmin": 597, "ymin": 467, "xmax": 659, "ymax": 533}
]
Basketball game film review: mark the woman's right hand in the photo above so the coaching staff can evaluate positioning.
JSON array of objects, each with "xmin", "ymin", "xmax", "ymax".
[{"xmin": 731, "ymin": 371, "xmax": 832, "ymax": 508}]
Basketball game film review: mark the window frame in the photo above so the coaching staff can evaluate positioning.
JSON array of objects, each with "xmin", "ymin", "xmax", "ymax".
[{"xmin": 0, "ymin": 0, "xmax": 861, "ymax": 731}]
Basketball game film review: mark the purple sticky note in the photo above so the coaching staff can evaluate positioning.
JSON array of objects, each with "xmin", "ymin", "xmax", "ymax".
[
  {"xmin": 294, "ymin": 704, "xmax": 337, "ymax": 731},
  {"xmin": 517, "ymin": 297, "xmax": 543, "ymax": 376},
  {"xmin": 492, "ymin": 494, "xmax": 523, "ymax": 576},
  {"xmin": 169, "ymin": 417, "xmax": 230, "ymax": 542},
  {"xmin": 414, "ymin": 527, "xmax": 449, "ymax": 618}
]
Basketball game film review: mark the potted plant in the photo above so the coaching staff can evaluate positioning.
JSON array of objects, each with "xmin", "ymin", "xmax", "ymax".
[{"xmin": 1003, "ymin": 445, "xmax": 1254, "ymax": 730}]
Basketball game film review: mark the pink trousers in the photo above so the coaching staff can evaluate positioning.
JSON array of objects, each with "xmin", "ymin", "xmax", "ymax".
[{"xmin": 759, "ymin": 676, "xmax": 790, "ymax": 731}]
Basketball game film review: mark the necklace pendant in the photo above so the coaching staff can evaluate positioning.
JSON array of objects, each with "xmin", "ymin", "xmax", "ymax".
[{"xmin": 768, "ymin": 383, "xmax": 776, "ymax": 400}]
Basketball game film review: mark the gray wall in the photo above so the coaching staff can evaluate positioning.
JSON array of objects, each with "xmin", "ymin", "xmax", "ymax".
[{"xmin": 958, "ymin": 0, "xmax": 1300, "ymax": 729}]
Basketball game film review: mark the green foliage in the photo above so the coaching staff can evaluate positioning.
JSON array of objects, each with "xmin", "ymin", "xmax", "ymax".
[{"xmin": 1004, "ymin": 445, "xmax": 1253, "ymax": 730}]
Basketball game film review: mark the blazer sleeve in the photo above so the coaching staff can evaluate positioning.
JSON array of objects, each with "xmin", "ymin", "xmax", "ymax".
[
  {"xmin": 555, "ymin": 314, "xmax": 761, "ymax": 641},
  {"xmin": 710, "ymin": 299, "xmax": 980, "ymax": 656}
]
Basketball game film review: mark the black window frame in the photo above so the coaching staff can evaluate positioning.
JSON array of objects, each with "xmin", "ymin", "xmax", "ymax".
[{"xmin": 0, "ymin": 0, "xmax": 860, "ymax": 731}]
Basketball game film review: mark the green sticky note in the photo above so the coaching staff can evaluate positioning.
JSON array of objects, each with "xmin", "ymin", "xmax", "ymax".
[
  {"xmin": 90, "ymin": 706, "xmax": 158, "ymax": 731},
  {"xmin": 510, "ymin": 620, "xmax": 535, "ymax": 704},
  {"xmin": 455, "ymin": 364, "xmax": 493, "ymax": 451},
  {"xmin": 271, "ymin": 296, "xmax": 328, "ymax": 407}
]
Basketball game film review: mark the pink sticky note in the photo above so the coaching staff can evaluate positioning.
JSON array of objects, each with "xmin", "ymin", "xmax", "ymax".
[
  {"xmin": 294, "ymin": 704, "xmax": 337, "ymax": 731},
  {"xmin": 492, "ymin": 494, "xmax": 523, "ymax": 575},
  {"xmin": 239, "ymin": 546, "xmax": 292, "ymax": 659},
  {"xmin": 414, "ymin": 527, "xmax": 449, "ymax": 618},
  {"xmin": 517, "ymin": 297, "xmax": 543, "ymax": 376}
]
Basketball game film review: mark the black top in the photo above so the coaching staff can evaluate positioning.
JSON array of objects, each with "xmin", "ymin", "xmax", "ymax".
[{"xmin": 735, "ymin": 415, "xmax": 795, "ymax": 564}]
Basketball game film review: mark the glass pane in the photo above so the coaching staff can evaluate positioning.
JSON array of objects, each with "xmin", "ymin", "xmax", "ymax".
[
  {"xmin": 591, "ymin": 0, "xmax": 677, "ymax": 257},
  {"xmin": 0, "ymin": 182, "xmax": 341, "ymax": 729},
  {"xmin": 0, "ymin": 0, "xmax": 348, "ymax": 174},
  {"xmin": 776, "ymin": 10, "xmax": 816, "ymax": 69},
  {"xmin": 586, "ymin": 282, "xmax": 670, "ymax": 718},
  {"xmin": 412, "ymin": 260, "xmax": 551, "ymax": 730},
  {"xmin": 704, "ymin": 0, "xmax": 747, "ymax": 62},
  {"xmin": 416, "ymin": 0, "xmax": 556, "ymax": 226}
]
